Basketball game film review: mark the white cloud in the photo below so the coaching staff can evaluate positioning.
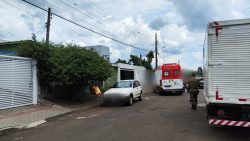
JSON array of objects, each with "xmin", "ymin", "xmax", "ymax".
[
  {"xmin": 0, "ymin": 1, "xmax": 46, "ymax": 41},
  {"xmin": 192, "ymin": 51, "xmax": 203, "ymax": 62},
  {"xmin": 92, "ymin": 0, "xmax": 172, "ymax": 18},
  {"xmin": 110, "ymin": 47, "xmax": 121, "ymax": 61},
  {"xmin": 1, "ymin": 0, "xmax": 250, "ymax": 70},
  {"xmin": 172, "ymin": 0, "xmax": 250, "ymax": 30}
]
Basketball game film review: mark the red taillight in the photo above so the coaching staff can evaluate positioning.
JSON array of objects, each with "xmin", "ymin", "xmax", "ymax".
[
  {"xmin": 216, "ymin": 90, "xmax": 223, "ymax": 100},
  {"xmin": 160, "ymin": 80, "xmax": 162, "ymax": 86},
  {"xmin": 217, "ymin": 110, "xmax": 225, "ymax": 116},
  {"xmin": 239, "ymin": 98, "xmax": 247, "ymax": 102}
]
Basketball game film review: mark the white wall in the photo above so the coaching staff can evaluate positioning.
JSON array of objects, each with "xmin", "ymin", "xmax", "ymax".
[{"xmin": 114, "ymin": 63, "xmax": 146, "ymax": 85}]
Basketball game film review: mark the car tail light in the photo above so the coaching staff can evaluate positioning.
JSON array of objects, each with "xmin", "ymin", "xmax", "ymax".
[{"xmin": 216, "ymin": 90, "xmax": 223, "ymax": 100}]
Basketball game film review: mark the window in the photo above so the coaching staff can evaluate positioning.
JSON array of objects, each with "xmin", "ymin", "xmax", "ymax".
[
  {"xmin": 174, "ymin": 70, "xmax": 180, "ymax": 76},
  {"xmin": 113, "ymin": 81, "xmax": 132, "ymax": 88},
  {"xmin": 163, "ymin": 71, "xmax": 170, "ymax": 77},
  {"xmin": 136, "ymin": 81, "xmax": 140, "ymax": 86},
  {"xmin": 133, "ymin": 82, "xmax": 138, "ymax": 88}
]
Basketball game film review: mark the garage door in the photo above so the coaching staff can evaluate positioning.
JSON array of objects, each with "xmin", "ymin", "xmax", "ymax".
[{"xmin": 0, "ymin": 55, "xmax": 37, "ymax": 110}]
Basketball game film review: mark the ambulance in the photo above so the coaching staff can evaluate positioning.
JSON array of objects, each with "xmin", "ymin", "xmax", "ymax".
[{"xmin": 154, "ymin": 63, "xmax": 184, "ymax": 95}]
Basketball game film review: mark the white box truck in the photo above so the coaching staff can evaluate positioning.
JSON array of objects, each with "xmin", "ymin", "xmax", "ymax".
[{"xmin": 204, "ymin": 19, "xmax": 250, "ymax": 127}]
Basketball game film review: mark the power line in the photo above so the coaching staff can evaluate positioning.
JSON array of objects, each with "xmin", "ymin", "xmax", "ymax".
[
  {"xmin": 83, "ymin": 0, "xmax": 147, "ymax": 45},
  {"xmin": 37, "ymin": 0, "xmax": 119, "ymax": 37},
  {"xmin": 61, "ymin": 0, "xmax": 108, "ymax": 27},
  {"xmin": 30, "ymin": 0, "xmax": 136, "ymax": 49},
  {"xmin": 34, "ymin": 0, "xmax": 112, "ymax": 36},
  {"xmin": 83, "ymin": 0, "xmax": 106, "ymax": 14},
  {"xmin": 158, "ymin": 34, "xmax": 168, "ymax": 48},
  {"xmin": 62, "ymin": 0, "xmax": 122, "ymax": 36},
  {"xmin": 157, "ymin": 52, "xmax": 167, "ymax": 63},
  {"xmin": 81, "ymin": 0, "xmax": 115, "ymax": 19},
  {"xmin": 83, "ymin": 0, "xmax": 142, "ymax": 39},
  {"xmin": 75, "ymin": 0, "xmax": 107, "ymax": 20},
  {"xmin": 22, "ymin": 0, "xmax": 150, "ymax": 52},
  {"xmin": 1, "ymin": 0, "xmax": 20, "ymax": 9}
]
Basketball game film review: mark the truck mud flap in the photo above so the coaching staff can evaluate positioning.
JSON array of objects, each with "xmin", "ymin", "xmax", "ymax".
[{"xmin": 209, "ymin": 119, "xmax": 250, "ymax": 127}]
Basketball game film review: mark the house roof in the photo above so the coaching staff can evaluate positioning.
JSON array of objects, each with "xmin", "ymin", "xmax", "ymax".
[
  {"xmin": 0, "ymin": 39, "xmax": 7, "ymax": 43},
  {"xmin": 112, "ymin": 63, "xmax": 146, "ymax": 71},
  {"xmin": 0, "ymin": 40, "xmax": 25, "ymax": 46},
  {"xmin": 0, "ymin": 40, "xmax": 31, "ymax": 55}
]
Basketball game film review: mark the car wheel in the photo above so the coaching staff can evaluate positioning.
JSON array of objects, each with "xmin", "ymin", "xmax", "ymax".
[
  {"xmin": 101, "ymin": 103, "xmax": 106, "ymax": 107},
  {"xmin": 138, "ymin": 91, "xmax": 143, "ymax": 101},
  {"xmin": 178, "ymin": 91, "xmax": 182, "ymax": 95},
  {"xmin": 127, "ymin": 96, "xmax": 133, "ymax": 106},
  {"xmin": 101, "ymin": 100, "xmax": 108, "ymax": 107}
]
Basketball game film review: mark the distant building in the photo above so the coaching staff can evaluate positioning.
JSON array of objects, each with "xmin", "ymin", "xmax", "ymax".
[
  {"xmin": 103, "ymin": 63, "xmax": 146, "ymax": 90},
  {"xmin": 0, "ymin": 39, "xmax": 7, "ymax": 43},
  {"xmin": 0, "ymin": 40, "xmax": 25, "ymax": 55},
  {"xmin": 85, "ymin": 45, "xmax": 110, "ymax": 62}
]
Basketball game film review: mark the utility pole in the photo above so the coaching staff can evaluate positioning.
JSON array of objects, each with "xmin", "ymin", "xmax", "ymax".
[
  {"xmin": 155, "ymin": 33, "xmax": 158, "ymax": 69},
  {"xmin": 46, "ymin": 8, "xmax": 52, "ymax": 44},
  {"xmin": 140, "ymin": 54, "xmax": 142, "ymax": 66}
]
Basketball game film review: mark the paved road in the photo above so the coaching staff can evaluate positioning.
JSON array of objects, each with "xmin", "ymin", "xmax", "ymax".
[{"xmin": 1, "ymin": 91, "xmax": 250, "ymax": 141}]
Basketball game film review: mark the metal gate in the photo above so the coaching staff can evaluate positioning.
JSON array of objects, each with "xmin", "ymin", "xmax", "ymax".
[{"xmin": 0, "ymin": 55, "xmax": 37, "ymax": 110}]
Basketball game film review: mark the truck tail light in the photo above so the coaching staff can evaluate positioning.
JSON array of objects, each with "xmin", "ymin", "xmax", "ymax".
[
  {"xmin": 239, "ymin": 98, "xmax": 247, "ymax": 102},
  {"xmin": 217, "ymin": 110, "xmax": 225, "ymax": 116},
  {"xmin": 216, "ymin": 90, "xmax": 223, "ymax": 100}
]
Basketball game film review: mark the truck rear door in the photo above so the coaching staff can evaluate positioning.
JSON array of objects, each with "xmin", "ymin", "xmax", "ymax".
[{"xmin": 208, "ymin": 21, "xmax": 250, "ymax": 104}]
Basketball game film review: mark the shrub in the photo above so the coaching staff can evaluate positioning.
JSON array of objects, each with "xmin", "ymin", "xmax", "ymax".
[{"xmin": 17, "ymin": 36, "xmax": 112, "ymax": 96}]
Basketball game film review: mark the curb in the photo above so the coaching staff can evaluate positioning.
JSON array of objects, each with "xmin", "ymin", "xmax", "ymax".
[
  {"xmin": 0, "ymin": 100, "xmax": 102, "ymax": 136},
  {"xmin": 0, "ymin": 92, "xmax": 152, "ymax": 136},
  {"xmin": 0, "ymin": 120, "xmax": 46, "ymax": 136}
]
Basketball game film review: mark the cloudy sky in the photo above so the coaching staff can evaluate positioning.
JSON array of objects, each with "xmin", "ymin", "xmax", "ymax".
[{"xmin": 1, "ymin": 0, "xmax": 250, "ymax": 70}]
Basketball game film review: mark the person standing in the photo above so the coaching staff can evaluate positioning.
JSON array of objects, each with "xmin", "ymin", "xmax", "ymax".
[
  {"xmin": 92, "ymin": 84, "xmax": 102, "ymax": 96},
  {"xmin": 188, "ymin": 73, "xmax": 199, "ymax": 110}
]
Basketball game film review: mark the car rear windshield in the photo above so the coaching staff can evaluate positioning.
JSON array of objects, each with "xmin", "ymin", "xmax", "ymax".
[{"xmin": 113, "ymin": 81, "xmax": 132, "ymax": 88}]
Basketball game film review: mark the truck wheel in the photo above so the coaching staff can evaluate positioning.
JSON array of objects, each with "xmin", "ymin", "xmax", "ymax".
[
  {"xmin": 138, "ymin": 91, "xmax": 143, "ymax": 101},
  {"xmin": 153, "ymin": 89, "xmax": 157, "ymax": 93},
  {"xmin": 178, "ymin": 91, "xmax": 183, "ymax": 95},
  {"xmin": 127, "ymin": 96, "xmax": 133, "ymax": 106}
]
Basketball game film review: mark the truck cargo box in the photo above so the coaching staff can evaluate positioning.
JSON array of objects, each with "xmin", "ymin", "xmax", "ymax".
[
  {"xmin": 204, "ymin": 19, "xmax": 250, "ymax": 127},
  {"xmin": 205, "ymin": 19, "xmax": 250, "ymax": 105}
]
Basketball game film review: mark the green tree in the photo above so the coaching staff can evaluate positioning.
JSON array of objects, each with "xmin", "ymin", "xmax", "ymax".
[
  {"xmin": 144, "ymin": 51, "xmax": 154, "ymax": 70},
  {"xmin": 17, "ymin": 36, "xmax": 112, "ymax": 96},
  {"xmin": 146, "ymin": 51, "xmax": 154, "ymax": 63},
  {"xmin": 129, "ymin": 55, "xmax": 141, "ymax": 66},
  {"xmin": 116, "ymin": 59, "xmax": 127, "ymax": 64},
  {"xmin": 117, "ymin": 51, "xmax": 154, "ymax": 71}
]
